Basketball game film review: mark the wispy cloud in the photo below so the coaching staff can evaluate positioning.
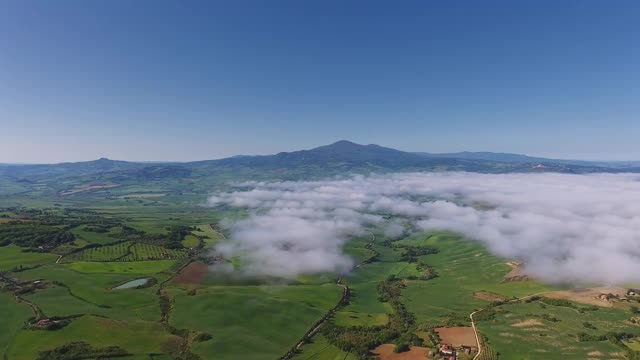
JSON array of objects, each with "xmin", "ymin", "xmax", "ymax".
[{"xmin": 209, "ymin": 173, "xmax": 640, "ymax": 284}]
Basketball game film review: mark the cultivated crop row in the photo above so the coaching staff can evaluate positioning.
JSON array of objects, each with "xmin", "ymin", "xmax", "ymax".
[{"xmin": 61, "ymin": 241, "xmax": 187, "ymax": 262}]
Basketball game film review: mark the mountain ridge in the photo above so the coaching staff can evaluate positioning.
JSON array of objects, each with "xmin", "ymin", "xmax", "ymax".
[{"xmin": 1, "ymin": 141, "xmax": 638, "ymax": 182}]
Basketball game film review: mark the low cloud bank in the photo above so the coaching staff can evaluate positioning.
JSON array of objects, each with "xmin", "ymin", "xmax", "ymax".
[{"xmin": 208, "ymin": 173, "xmax": 640, "ymax": 284}]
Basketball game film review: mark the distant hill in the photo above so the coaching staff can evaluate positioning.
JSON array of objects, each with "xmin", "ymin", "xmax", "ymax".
[
  {"xmin": 414, "ymin": 151, "xmax": 640, "ymax": 169},
  {"xmin": 0, "ymin": 157, "xmax": 141, "ymax": 180}
]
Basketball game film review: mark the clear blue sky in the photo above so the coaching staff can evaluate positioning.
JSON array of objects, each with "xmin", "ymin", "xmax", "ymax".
[{"xmin": 1, "ymin": 0, "xmax": 638, "ymax": 163}]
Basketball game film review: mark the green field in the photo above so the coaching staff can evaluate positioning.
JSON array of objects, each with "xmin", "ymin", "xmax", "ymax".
[
  {"xmin": 292, "ymin": 335, "xmax": 358, "ymax": 360},
  {"xmin": 181, "ymin": 234, "xmax": 200, "ymax": 248},
  {"xmin": 168, "ymin": 283, "xmax": 342, "ymax": 360},
  {"xmin": 0, "ymin": 293, "xmax": 32, "ymax": 357},
  {"xmin": 14, "ymin": 264, "xmax": 162, "ymax": 321},
  {"xmin": 399, "ymin": 232, "xmax": 554, "ymax": 325},
  {"xmin": 6, "ymin": 315, "xmax": 181, "ymax": 359},
  {"xmin": 64, "ymin": 260, "xmax": 176, "ymax": 274},
  {"xmin": 0, "ymin": 244, "xmax": 58, "ymax": 271},
  {"xmin": 193, "ymin": 224, "xmax": 223, "ymax": 248},
  {"xmin": 478, "ymin": 300, "xmax": 638, "ymax": 359},
  {"xmin": 70, "ymin": 225, "xmax": 119, "ymax": 245}
]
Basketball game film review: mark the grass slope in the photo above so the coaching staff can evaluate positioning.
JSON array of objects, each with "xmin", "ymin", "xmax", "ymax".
[
  {"xmin": 399, "ymin": 232, "xmax": 554, "ymax": 325},
  {"xmin": 0, "ymin": 245, "xmax": 57, "ymax": 271},
  {"xmin": 0, "ymin": 293, "xmax": 32, "ymax": 358},
  {"xmin": 477, "ymin": 300, "xmax": 637, "ymax": 359},
  {"xmin": 14, "ymin": 264, "xmax": 162, "ymax": 321},
  {"xmin": 6, "ymin": 315, "xmax": 182, "ymax": 359},
  {"xmin": 168, "ymin": 284, "xmax": 342, "ymax": 360}
]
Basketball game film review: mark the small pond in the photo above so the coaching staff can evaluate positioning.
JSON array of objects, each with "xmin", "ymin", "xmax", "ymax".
[{"xmin": 113, "ymin": 278, "xmax": 150, "ymax": 290}]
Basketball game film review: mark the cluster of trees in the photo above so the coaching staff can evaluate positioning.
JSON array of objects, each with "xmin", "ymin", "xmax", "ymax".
[
  {"xmin": 165, "ymin": 225, "xmax": 193, "ymax": 249},
  {"xmin": 473, "ymin": 308, "xmax": 497, "ymax": 322},
  {"xmin": 6, "ymin": 207, "xmax": 122, "ymax": 229},
  {"xmin": 540, "ymin": 297, "xmax": 600, "ymax": 313},
  {"xmin": 415, "ymin": 261, "xmax": 438, "ymax": 280},
  {"xmin": 0, "ymin": 207, "xmax": 199, "ymax": 252},
  {"xmin": 376, "ymin": 275, "xmax": 405, "ymax": 302},
  {"xmin": 0, "ymin": 224, "xmax": 75, "ymax": 249},
  {"xmin": 36, "ymin": 342, "xmax": 128, "ymax": 360},
  {"xmin": 575, "ymin": 330, "xmax": 640, "ymax": 359},
  {"xmin": 530, "ymin": 313, "xmax": 560, "ymax": 323},
  {"xmin": 396, "ymin": 245, "xmax": 439, "ymax": 263}
]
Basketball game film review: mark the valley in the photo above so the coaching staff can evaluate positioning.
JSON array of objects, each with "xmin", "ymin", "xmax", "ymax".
[{"xmin": 1, "ymin": 195, "xmax": 639, "ymax": 359}]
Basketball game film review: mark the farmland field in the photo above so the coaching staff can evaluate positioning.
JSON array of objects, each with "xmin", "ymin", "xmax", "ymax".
[
  {"xmin": 0, "ymin": 293, "xmax": 32, "ymax": 356},
  {"xmin": 0, "ymin": 244, "xmax": 57, "ymax": 271},
  {"xmin": 64, "ymin": 259, "xmax": 176, "ymax": 274},
  {"xmin": 69, "ymin": 225, "xmax": 119, "ymax": 245},
  {"xmin": 61, "ymin": 241, "xmax": 187, "ymax": 262},
  {"xmin": 477, "ymin": 300, "xmax": 637, "ymax": 359},
  {"xmin": 6, "ymin": 315, "xmax": 182, "ymax": 359},
  {"xmin": 13, "ymin": 264, "xmax": 163, "ymax": 321},
  {"xmin": 167, "ymin": 283, "xmax": 343, "ymax": 360},
  {"xmin": 291, "ymin": 335, "xmax": 358, "ymax": 360},
  {"xmin": 1, "ymin": 202, "xmax": 638, "ymax": 359}
]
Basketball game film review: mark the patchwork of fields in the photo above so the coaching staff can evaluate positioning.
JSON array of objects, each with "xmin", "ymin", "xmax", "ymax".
[{"xmin": 1, "ymin": 203, "xmax": 640, "ymax": 360}]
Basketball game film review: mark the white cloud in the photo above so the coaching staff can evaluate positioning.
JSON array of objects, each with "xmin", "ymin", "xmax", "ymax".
[{"xmin": 208, "ymin": 172, "xmax": 640, "ymax": 284}]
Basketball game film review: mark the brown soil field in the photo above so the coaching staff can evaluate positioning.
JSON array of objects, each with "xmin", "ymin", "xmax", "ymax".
[
  {"xmin": 473, "ymin": 291, "xmax": 508, "ymax": 302},
  {"xmin": 173, "ymin": 262, "xmax": 208, "ymax": 284},
  {"xmin": 434, "ymin": 327, "xmax": 477, "ymax": 348},
  {"xmin": 543, "ymin": 287, "xmax": 627, "ymax": 308},
  {"xmin": 372, "ymin": 344, "xmax": 431, "ymax": 360},
  {"xmin": 511, "ymin": 319, "xmax": 544, "ymax": 328},
  {"xmin": 503, "ymin": 261, "xmax": 530, "ymax": 282},
  {"xmin": 59, "ymin": 184, "xmax": 119, "ymax": 196}
]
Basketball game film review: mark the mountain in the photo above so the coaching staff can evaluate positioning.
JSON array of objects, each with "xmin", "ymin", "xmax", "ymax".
[
  {"xmin": 194, "ymin": 140, "xmax": 469, "ymax": 170},
  {"xmin": 1, "ymin": 141, "xmax": 638, "ymax": 187},
  {"xmin": 184, "ymin": 141, "xmax": 547, "ymax": 180}
]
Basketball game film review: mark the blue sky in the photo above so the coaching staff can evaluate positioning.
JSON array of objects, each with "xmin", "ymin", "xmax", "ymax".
[{"xmin": 1, "ymin": 0, "xmax": 638, "ymax": 163}]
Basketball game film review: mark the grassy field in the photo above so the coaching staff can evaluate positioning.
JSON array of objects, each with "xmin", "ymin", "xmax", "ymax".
[
  {"xmin": 193, "ymin": 224, "xmax": 223, "ymax": 248},
  {"xmin": 69, "ymin": 225, "xmax": 119, "ymax": 245},
  {"xmin": 64, "ymin": 260, "xmax": 176, "ymax": 274},
  {"xmin": 168, "ymin": 283, "xmax": 342, "ymax": 360},
  {"xmin": 14, "ymin": 264, "xmax": 162, "ymax": 321},
  {"xmin": 6, "ymin": 315, "xmax": 182, "ymax": 359},
  {"xmin": 0, "ymin": 293, "xmax": 32, "ymax": 358},
  {"xmin": 181, "ymin": 234, "xmax": 200, "ymax": 248},
  {"xmin": 291, "ymin": 335, "xmax": 358, "ymax": 360},
  {"xmin": 334, "ymin": 259, "xmax": 416, "ymax": 327},
  {"xmin": 398, "ymin": 232, "xmax": 555, "ymax": 325},
  {"xmin": 477, "ymin": 300, "xmax": 638, "ymax": 359},
  {"xmin": 0, "ymin": 244, "xmax": 58, "ymax": 271}
]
